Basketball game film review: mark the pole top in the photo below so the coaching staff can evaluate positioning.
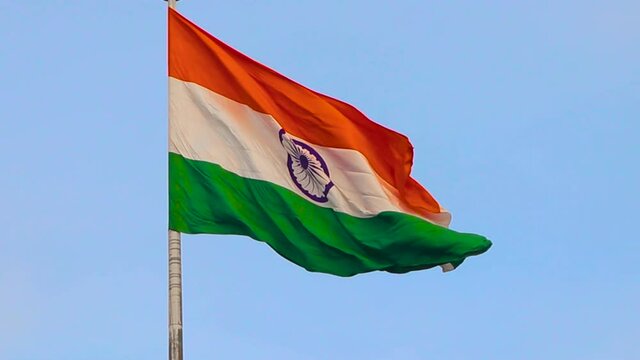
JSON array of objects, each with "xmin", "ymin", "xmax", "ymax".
[{"xmin": 165, "ymin": 0, "xmax": 179, "ymax": 9}]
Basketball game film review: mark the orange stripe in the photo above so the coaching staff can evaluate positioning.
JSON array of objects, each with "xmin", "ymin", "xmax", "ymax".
[{"xmin": 168, "ymin": 9, "xmax": 448, "ymax": 223}]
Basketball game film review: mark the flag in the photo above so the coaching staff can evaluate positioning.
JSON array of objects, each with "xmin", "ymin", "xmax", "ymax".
[{"xmin": 168, "ymin": 9, "xmax": 491, "ymax": 276}]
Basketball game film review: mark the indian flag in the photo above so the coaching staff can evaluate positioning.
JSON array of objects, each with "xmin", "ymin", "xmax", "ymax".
[{"xmin": 168, "ymin": 9, "xmax": 491, "ymax": 276}]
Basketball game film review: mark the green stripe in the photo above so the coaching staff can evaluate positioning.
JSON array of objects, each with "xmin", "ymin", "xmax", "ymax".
[{"xmin": 169, "ymin": 153, "xmax": 491, "ymax": 276}]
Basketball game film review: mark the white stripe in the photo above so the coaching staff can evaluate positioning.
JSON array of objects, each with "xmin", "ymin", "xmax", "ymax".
[{"xmin": 169, "ymin": 77, "xmax": 445, "ymax": 223}]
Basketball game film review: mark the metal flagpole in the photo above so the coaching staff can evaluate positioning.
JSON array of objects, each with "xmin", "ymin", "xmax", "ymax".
[
  {"xmin": 168, "ymin": 230, "xmax": 183, "ymax": 360},
  {"xmin": 167, "ymin": 1, "xmax": 182, "ymax": 360}
]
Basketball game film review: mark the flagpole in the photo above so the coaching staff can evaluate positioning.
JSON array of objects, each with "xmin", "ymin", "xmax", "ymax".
[
  {"xmin": 167, "ymin": 1, "xmax": 182, "ymax": 360},
  {"xmin": 168, "ymin": 230, "xmax": 183, "ymax": 360}
]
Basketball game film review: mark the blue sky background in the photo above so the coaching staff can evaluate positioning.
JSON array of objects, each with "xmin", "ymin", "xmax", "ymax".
[{"xmin": 1, "ymin": 1, "xmax": 639, "ymax": 359}]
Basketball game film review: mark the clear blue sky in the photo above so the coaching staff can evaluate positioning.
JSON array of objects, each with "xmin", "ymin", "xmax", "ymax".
[{"xmin": 1, "ymin": 1, "xmax": 638, "ymax": 359}]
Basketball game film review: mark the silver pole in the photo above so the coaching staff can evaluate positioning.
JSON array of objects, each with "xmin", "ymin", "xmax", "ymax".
[
  {"xmin": 168, "ymin": 230, "xmax": 183, "ymax": 360},
  {"xmin": 167, "ymin": 2, "xmax": 182, "ymax": 359}
]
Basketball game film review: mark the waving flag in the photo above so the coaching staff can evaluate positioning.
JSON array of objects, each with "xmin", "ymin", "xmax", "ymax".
[{"xmin": 168, "ymin": 9, "xmax": 491, "ymax": 276}]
